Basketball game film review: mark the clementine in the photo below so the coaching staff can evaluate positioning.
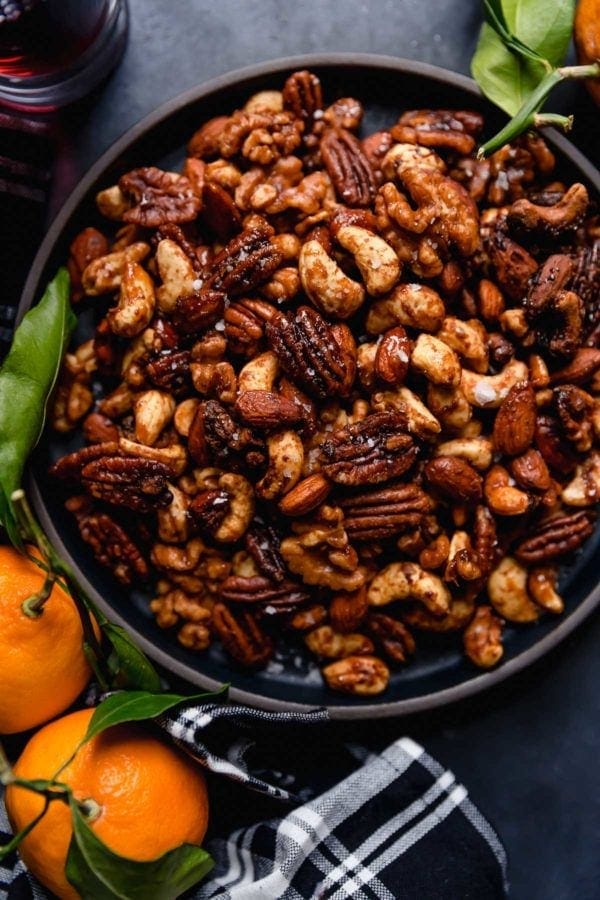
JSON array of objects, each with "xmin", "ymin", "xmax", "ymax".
[
  {"xmin": 0, "ymin": 545, "xmax": 95, "ymax": 734},
  {"xmin": 5, "ymin": 707, "xmax": 210, "ymax": 899},
  {"xmin": 575, "ymin": 0, "xmax": 600, "ymax": 105}
]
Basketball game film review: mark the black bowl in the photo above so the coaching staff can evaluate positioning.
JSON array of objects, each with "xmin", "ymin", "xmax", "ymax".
[{"xmin": 20, "ymin": 54, "xmax": 600, "ymax": 718}]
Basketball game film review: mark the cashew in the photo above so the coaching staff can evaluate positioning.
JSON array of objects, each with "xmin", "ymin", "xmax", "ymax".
[
  {"xmin": 107, "ymin": 262, "xmax": 156, "ymax": 338},
  {"xmin": 484, "ymin": 464, "xmax": 531, "ymax": 516},
  {"xmin": 436, "ymin": 317, "xmax": 488, "ymax": 374},
  {"xmin": 500, "ymin": 308, "xmax": 529, "ymax": 339},
  {"xmin": 366, "ymin": 283, "xmax": 445, "ymax": 334},
  {"xmin": 403, "ymin": 595, "xmax": 475, "ymax": 632},
  {"xmin": 214, "ymin": 473, "xmax": 255, "ymax": 543},
  {"xmin": 133, "ymin": 390, "xmax": 176, "ymax": 446},
  {"xmin": 435, "ymin": 437, "xmax": 493, "ymax": 471},
  {"xmin": 96, "ymin": 184, "xmax": 130, "ymax": 220},
  {"xmin": 256, "ymin": 430, "xmax": 304, "ymax": 500},
  {"xmin": 372, "ymin": 385, "xmax": 441, "ymax": 438},
  {"xmin": 444, "ymin": 531, "xmax": 482, "ymax": 583},
  {"xmin": 357, "ymin": 341, "xmax": 378, "ymax": 391},
  {"xmin": 305, "ymin": 625, "xmax": 374, "ymax": 659},
  {"xmin": 461, "ymin": 359, "xmax": 529, "ymax": 408},
  {"xmin": 157, "ymin": 485, "xmax": 191, "ymax": 543},
  {"xmin": 508, "ymin": 183, "xmax": 589, "ymax": 233},
  {"xmin": 299, "ymin": 239, "xmax": 365, "ymax": 319},
  {"xmin": 174, "ymin": 398, "xmax": 200, "ymax": 437},
  {"xmin": 487, "ymin": 556, "xmax": 540, "ymax": 622},
  {"xmin": 335, "ymin": 225, "xmax": 400, "ymax": 296},
  {"xmin": 81, "ymin": 242, "xmax": 150, "ymax": 295},
  {"xmin": 426, "ymin": 384, "xmax": 472, "ymax": 430},
  {"xmin": 528, "ymin": 568, "xmax": 564, "ymax": 614},
  {"xmin": 238, "ymin": 351, "xmax": 279, "ymax": 392},
  {"xmin": 155, "ymin": 239, "xmax": 198, "ymax": 313},
  {"xmin": 244, "ymin": 89, "xmax": 283, "ymax": 114},
  {"xmin": 381, "ymin": 143, "xmax": 446, "ymax": 181},
  {"xmin": 119, "ymin": 437, "xmax": 188, "ymax": 475},
  {"xmin": 463, "ymin": 606, "xmax": 504, "ymax": 669},
  {"xmin": 367, "ymin": 562, "xmax": 451, "ymax": 616},
  {"xmin": 411, "ymin": 334, "xmax": 461, "ymax": 387},
  {"xmin": 561, "ymin": 451, "xmax": 600, "ymax": 507},
  {"xmin": 98, "ymin": 382, "xmax": 133, "ymax": 418}
]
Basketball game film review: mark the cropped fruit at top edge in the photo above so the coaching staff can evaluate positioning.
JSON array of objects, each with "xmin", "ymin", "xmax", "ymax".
[
  {"xmin": 575, "ymin": 0, "xmax": 600, "ymax": 105},
  {"xmin": 5, "ymin": 707, "xmax": 210, "ymax": 900},
  {"xmin": 0, "ymin": 545, "xmax": 98, "ymax": 735}
]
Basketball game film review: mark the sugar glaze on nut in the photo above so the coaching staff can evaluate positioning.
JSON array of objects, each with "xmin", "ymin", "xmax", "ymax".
[{"xmin": 52, "ymin": 70, "xmax": 599, "ymax": 696}]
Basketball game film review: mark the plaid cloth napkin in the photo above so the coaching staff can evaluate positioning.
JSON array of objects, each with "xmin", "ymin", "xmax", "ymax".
[{"xmin": 0, "ymin": 703, "xmax": 508, "ymax": 899}]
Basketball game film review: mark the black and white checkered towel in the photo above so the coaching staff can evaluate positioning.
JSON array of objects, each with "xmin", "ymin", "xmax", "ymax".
[{"xmin": 0, "ymin": 703, "xmax": 508, "ymax": 899}]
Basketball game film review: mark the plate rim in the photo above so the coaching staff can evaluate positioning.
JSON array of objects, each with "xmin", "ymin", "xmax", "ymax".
[{"xmin": 21, "ymin": 52, "xmax": 600, "ymax": 719}]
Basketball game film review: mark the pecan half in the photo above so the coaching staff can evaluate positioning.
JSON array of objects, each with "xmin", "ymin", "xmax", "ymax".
[
  {"xmin": 224, "ymin": 297, "xmax": 276, "ymax": 356},
  {"xmin": 245, "ymin": 521, "xmax": 287, "ymax": 583},
  {"xmin": 282, "ymin": 70, "xmax": 323, "ymax": 127},
  {"xmin": 321, "ymin": 411, "xmax": 417, "ymax": 486},
  {"xmin": 81, "ymin": 456, "xmax": 173, "ymax": 512},
  {"xmin": 320, "ymin": 128, "xmax": 377, "ymax": 207},
  {"xmin": 572, "ymin": 240, "xmax": 600, "ymax": 345},
  {"xmin": 119, "ymin": 167, "xmax": 200, "ymax": 226},
  {"xmin": 219, "ymin": 575, "xmax": 310, "ymax": 614},
  {"xmin": 219, "ymin": 111, "xmax": 303, "ymax": 165},
  {"xmin": 339, "ymin": 483, "xmax": 433, "ymax": 540},
  {"xmin": 366, "ymin": 612, "xmax": 416, "ymax": 664},
  {"xmin": 189, "ymin": 399, "xmax": 266, "ymax": 471},
  {"xmin": 266, "ymin": 305, "xmax": 356, "ymax": 400},
  {"xmin": 66, "ymin": 496, "xmax": 148, "ymax": 585},
  {"xmin": 203, "ymin": 225, "xmax": 283, "ymax": 297},
  {"xmin": 146, "ymin": 350, "xmax": 192, "ymax": 393},
  {"xmin": 189, "ymin": 489, "xmax": 230, "ymax": 536},
  {"xmin": 514, "ymin": 510, "xmax": 595, "ymax": 563},
  {"xmin": 391, "ymin": 109, "xmax": 483, "ymax": 155},
  {"xmin": 173, "ymin": 290, "xmax": 225, "ymax": 335},
  {"xmin": 212, "ymin": 602, "xmax": 273, "ymax": 666},
  {"xmin": 50, "ymin": 441, "xmax": 121, "ymax": 481}
]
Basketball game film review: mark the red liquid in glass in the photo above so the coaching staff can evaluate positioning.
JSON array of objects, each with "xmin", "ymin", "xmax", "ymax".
[{"xmin": 0, "ymin": 0, "xmax": 107, "ymax": 79}]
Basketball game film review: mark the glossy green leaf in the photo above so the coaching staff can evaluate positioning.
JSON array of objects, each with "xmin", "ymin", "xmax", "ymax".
[
  {"xmin": 66, "ymin": 799, "xmax": 213, "ymax": 900},
  {"xmin": 0, "ymin": 269, "xmax": 75, "ymax": 544},
  {"xmin": 471, "ymin": 22, "xmax": 547, "ymax": 115},
  {"xmin": 102, "ymin": 623, "xmax": 162, "ymax": 692},
  {"xmin": 83, "ymin": 687, "xmax": 228, "ymax": 744},
  {"xmin": 502, "ymin": 0, "xmax": 575, "ymax": 67}
]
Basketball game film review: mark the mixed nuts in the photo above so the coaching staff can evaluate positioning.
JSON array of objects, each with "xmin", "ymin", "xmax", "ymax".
[{"xmin": 50, "ymin": 71, "xmax": 600, "ymax": 696}]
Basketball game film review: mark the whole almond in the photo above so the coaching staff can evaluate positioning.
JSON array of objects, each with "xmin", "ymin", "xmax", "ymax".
[
  {"xmin": 374, "ymin": 326, "xmax": 410, "ymax": 385},
  {"xmin": 278, "ymin": 472, "xmax": 331, "ymax": 516},
  {"xmin": 493, "ymin": 381, "xmax": 536, "ymax": 456},
  {"xmin": 424, "ymin": 456, "xmax": 483, "ymax": 504},
  {"xmin": 234, "ymin": 390, "xmax": 303, "ymax": 429}
]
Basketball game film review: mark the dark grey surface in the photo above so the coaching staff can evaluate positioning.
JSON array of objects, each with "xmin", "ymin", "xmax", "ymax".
[{"xmin": 47, "ymin": 2, "xmax": 600, "ymax": 898}]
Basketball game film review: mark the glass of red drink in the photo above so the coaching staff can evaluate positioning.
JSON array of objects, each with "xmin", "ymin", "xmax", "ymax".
[{"xmin": 0, "ymin": 0, "xmax": 128, "ymax": 110}]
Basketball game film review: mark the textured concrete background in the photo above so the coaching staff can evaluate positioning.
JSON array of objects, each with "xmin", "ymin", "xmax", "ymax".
[{"xmin": 53, "ymin": 3, "xmax": 600, "ymax": 898}]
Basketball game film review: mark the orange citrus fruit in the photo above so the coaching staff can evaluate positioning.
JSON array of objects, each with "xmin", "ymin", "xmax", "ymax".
[
  {"xmin": 0, "ymin": 545, "xmax": 95, "ymax": 734},
  {"xmin": 575, "ymin": 0, "xmax": 600, "ymax": 105},
  {"xmin": 5, "ymin": 708, "xmax": 210, "ymax": 899}
]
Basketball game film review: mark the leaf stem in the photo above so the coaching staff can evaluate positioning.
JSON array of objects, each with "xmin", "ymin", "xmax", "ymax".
[{"xmin": 478, "ymin": 62, "xmax": 600, "ymax": 158}]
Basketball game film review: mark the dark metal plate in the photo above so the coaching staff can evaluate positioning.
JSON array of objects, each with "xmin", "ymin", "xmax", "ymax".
[{"xmin": 20, "ymin": 54, "xmax": 600, "ymax": 718}]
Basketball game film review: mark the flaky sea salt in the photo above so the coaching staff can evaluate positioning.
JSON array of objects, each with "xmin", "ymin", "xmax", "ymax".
[{"xmin": 473, "ymin": 382, "xmax": 497, "ymax": 406}]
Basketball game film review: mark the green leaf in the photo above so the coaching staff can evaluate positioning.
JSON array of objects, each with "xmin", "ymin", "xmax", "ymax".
[
  {"xmin": 482, "ymin": 0, "xmax": 548, "ymax": 65},
  {"xmin": 471, "ymin": 22, "xmax": 547, "ymax": 116},
  {"xmin": 83, "ymin": 687, "xmax": 228, "ymax": 744},
  {"xmin": 102, "ymin": 623, "xmax": 162, "ymax": 692},
  {"xmin": 502, "ymin": 0, "xmax": 575, "ymax": 67},
  {"xmin": 0, "ymin": 268, "xmax": 75, "ymax": 543},
  {"xmin": 66, "ymin": 799, "xmax": 213, "ymax": 900}
]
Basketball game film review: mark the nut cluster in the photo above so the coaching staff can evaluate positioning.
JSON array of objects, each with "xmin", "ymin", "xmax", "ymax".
[{"xmin": 52, "ymin": 71, "xmax": 600, "ymax": 696}]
